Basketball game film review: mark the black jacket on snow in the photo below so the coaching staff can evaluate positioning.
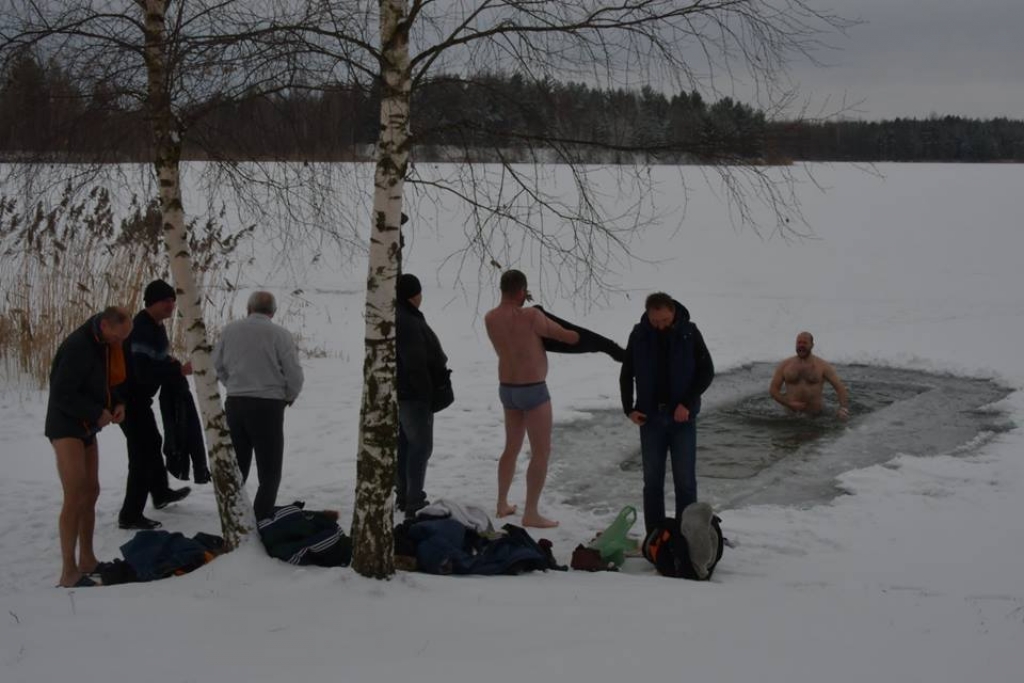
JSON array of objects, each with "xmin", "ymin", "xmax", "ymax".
[
  {"xmin": 396, "ymin": 299, "xmax": 449, "ymax": 402},
  {"xmin": 123, "ymin": 309, "xmax": 182, "ymax": 403},
  {"xmin": 45, "ymin": 315, "xmax": 124, "ymax": 440},
  {"xmin": 619, "ymin": 300, "xmax": 714, "ymax": 417}
]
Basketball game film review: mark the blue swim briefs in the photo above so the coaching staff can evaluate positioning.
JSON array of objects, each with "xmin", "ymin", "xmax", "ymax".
[{"xmin": 498, "ymin": 381, "xmax": 551, "ymax": 412}]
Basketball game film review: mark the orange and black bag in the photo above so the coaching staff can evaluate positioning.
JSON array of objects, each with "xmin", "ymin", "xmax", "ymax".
[{"xmin": 642, "ymin": 516, "xmax": 724, "ymax": 581}]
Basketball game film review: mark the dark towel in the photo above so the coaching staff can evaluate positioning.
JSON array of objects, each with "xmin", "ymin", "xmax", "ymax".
[{"xmin": 536, "ymin": 306, "xmax": 626, "ymax": 362}]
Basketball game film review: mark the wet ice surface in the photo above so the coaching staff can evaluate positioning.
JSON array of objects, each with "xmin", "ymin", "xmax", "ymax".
[{"xmin": 550, "ymin": 364, "xmax": 1014, "ymax": 515}]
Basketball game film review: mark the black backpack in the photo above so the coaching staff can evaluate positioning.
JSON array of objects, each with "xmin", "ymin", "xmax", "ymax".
[{"xmin": 642, "ymin": 516, "xmax": 724, "ymax": 580}]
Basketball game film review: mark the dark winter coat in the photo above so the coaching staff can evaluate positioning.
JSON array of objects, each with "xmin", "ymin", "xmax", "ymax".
[
  {"xmin": 396, "ymin": 299, "xmax": 449, "ymax": 403},
  {"xmin": 123, "ymin": 309, "xmax": 182, "ymax": 403},
  {"xmin": 619, "ymin": 300, "xmax": 714, "ymax": 417},
  {"xmin": 159, "ymin": 374, "xmax": 208, "ymax": 481},
  {"xmin": 44, "ymin": 315, "xmax": 125, "ymax": 441}
]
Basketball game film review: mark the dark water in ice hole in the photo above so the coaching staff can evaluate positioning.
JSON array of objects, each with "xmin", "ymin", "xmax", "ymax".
[{"xmin": 550, "ymin": 364, "xmax": 1015, "ymax": 515}]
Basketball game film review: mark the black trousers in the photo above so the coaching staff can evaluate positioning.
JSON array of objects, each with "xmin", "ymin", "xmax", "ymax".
[
  {"xmin": 119, "ymin": 401, "xmax": 171, "ymax": 521},
  {"xmin": 225, "ymin": 396, "xmax": 286, "ymax": 520}
]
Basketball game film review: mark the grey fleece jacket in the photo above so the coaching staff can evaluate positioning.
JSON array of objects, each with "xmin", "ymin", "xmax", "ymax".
[{"xmin": 213, "ymin": 314, "xmax": 304, "ymax": 402}]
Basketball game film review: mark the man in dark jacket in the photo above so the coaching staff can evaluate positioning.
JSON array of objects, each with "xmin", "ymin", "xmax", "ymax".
[
  {"xmin": 45, "ymin": 306, "xmax": 132, "ymax": 587},
  {"xmin": 620, "ymin": 292, "xmax": 714, "ymax": 534},
  {"xmin": 395, "ymin": 273, "xmax": 450, "ymax": 518},
  {"xmin": 117, "ymin": 280, "xmax": 192, "ymax": 530}
]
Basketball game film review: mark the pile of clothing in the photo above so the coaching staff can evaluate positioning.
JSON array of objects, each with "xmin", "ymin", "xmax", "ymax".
[
  {"xmin": 257, "ymin": 501, "xmax": 352, "ymax": 567},
  {"xmin": 395, "ymin": 499, "xmax": 564, "ymax": 575},
  {"xmin": 95, "ymin": 530, "xmax": 225, "ymax": 585}
]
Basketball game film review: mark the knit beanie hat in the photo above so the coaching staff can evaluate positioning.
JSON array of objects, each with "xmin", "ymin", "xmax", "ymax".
[
  {"xmin": 397, "ymin": 273, "xmax": 422, "ymax": 301},
  {"xmin": 144, "ymin": 279, "xmax": 176, "ymax": 306}
]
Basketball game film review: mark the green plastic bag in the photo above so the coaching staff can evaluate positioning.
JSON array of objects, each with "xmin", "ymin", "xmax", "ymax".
[{"xmin": 588, "ymin": 505, "xmax": 639, "ymax": 567}]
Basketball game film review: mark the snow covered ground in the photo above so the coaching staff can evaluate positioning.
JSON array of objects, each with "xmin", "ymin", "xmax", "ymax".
[{"xmin": 2, "ymin": 163, "xmax": 1023, "ymax": 682}]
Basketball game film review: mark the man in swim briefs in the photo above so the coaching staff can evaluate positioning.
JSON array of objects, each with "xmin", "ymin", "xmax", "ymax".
[
  {"xmin": 485, "ymin": 269, "xmax": 579, "ymax": 528},
  {"xmin": 769, "ymin": 331, "xmax": 850, "ymax": 420}
]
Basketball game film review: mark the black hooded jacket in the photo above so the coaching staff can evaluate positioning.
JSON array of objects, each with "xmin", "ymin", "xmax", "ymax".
[{"xmin": 619, "ymin": 300, "xmax": 714, "ymax": 416}]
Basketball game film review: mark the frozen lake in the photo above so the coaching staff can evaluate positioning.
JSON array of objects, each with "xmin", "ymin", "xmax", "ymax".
[{"xmin": 550, "ymin": 364, "xmax": 1013, "ymax": 514}]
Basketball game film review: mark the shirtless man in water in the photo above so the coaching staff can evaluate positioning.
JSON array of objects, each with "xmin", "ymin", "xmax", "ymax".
[
  {"xmin": 770, "ymin": 331, "xmax": 850, "ymax": 420},
  {"xmin": 485, "ymin": 270, "xmax": 579, "ymax": 528}
]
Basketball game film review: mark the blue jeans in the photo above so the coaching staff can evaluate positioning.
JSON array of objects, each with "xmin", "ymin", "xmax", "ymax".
[
  {"xmin": 397, "ymin": 399, "xmax": 434, "ymax": 515},
  {"xmin": 639, "ymin": 411, "xmax": 697, "ymax": 534}
]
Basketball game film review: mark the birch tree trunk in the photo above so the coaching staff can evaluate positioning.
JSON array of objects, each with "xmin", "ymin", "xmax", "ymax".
[
  {"xmin": 140, "ymin": 0, "xmax": 255, "ymax": 549},
  {"xmin": 350, "ymin": 0, "xmax": 411, "ymax": 578}
]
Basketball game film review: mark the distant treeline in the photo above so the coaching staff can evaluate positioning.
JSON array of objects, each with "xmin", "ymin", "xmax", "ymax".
[
  {"xmin": 2, "ymin": 53, "xmax": 1022, "ymax": 163},
  {"xmin": 770, "ymin": 117, "xmax": 1024, "ymax": 162}
]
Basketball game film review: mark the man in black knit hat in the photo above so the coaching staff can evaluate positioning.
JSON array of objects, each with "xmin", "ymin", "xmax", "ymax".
[
  {"xmin": 117, "ymin": 279, "xmax": 192, "ymax": 530},
  {"xmin": 395, "ymin": 273, "xmax": 451, "ymax": 518}
]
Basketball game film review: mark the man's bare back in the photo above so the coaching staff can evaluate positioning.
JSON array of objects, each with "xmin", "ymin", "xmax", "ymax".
[
  {"xmin": 770, "ymin": 332, "xmax": 849, "ymax": 418},
  {"xmin": 485, "ymin": 304, "xmax": 577, "ymax": 383}
]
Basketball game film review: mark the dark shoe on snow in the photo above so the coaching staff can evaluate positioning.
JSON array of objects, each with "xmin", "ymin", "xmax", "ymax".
[
  {"xmin": 118, "ymin": 516, "xmax": 162, "ymax": 530},
  {"xmin": 62, "ymin": 575, "xmax": 97, "ymax": 588},
  {"xmin": 154, "ymin": 486, "xmax": 191, "ymax": 510}
]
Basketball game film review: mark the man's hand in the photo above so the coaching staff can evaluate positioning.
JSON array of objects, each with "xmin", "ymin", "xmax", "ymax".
[
  {"xmin": 673, "ymin": 404, "xmax": 691, "ymax": 423},
  {"xmin": 180, "ymin": 360, "xmax": 193, "ymax": 376},
  {"xmin": 111, "ymin": 404, "xmax": 126, "ymax": 424},
  {"xmin": 837, "ymin": 406, "xmax": 850, "ymax": 421},
  {"xmin": 97, "ymin": 409, "xmax": 114, "ymax": 427},
  {"xmin": 628, "ymin": 410, "xmax": 647, "ymax": 426},
  {"xmin": 788, "ymin": 399, "xmax": 807, "ymax": 412}
]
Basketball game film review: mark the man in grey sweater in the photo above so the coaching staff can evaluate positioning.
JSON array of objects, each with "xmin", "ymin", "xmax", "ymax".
[{"xmin": 213, "ymin": 291, "xmax": 304, "ymax": 519}]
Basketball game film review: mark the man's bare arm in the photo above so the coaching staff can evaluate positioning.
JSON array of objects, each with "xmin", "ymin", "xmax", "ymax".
[
  {"xmin": 823, "ymin": 362, "xmax": 850, "ymax": 408},
  {"xmin": 533, "ymin": 309, "xmax": 579, "ymax": 345},
  {"xmin": 484, "ymin": 312, "xmax": 498, "ymax": 351},
  {"xmin": 769, "ymin": 364, "xmax": 789, "ymax": 407}
]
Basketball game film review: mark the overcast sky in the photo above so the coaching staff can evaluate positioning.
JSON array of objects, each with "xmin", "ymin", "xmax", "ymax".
[{"xmin": 786, "ymin": 0, "xmax": 1024, "ymax": 119}]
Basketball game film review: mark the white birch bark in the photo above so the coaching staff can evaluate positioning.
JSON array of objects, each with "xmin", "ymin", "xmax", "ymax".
[
  {"xmin": 350, "ymin": 0, "xmax": 411, "ymax": 578},
  {"xmin": 140, "ymin": 0, "xmax": 255, "ymax": 549}
]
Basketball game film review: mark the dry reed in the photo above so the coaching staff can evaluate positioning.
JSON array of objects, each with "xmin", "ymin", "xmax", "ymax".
[{"xmin": 0, "ymin": 185, "xmax": 247, "ymax": 387}]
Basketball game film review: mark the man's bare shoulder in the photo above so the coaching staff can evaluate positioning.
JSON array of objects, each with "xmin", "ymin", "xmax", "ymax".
[
  {"xmin": 811, "ymin": 356, "xmax": 832, "ymax": 370},
  {"xmin": 523, "ymin": 306, "xmax": 545, "ymax": 321},
  {"xmin": 815, "ymin": 356, "xmax": 840, "ymax": 375},
  {"xmin": 484, "ymin": 308, "xmax": 499, "ymax": 335},
  {"xmin": 776, "ymin": 355, "xmax": 798, "ymax": 369}
]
